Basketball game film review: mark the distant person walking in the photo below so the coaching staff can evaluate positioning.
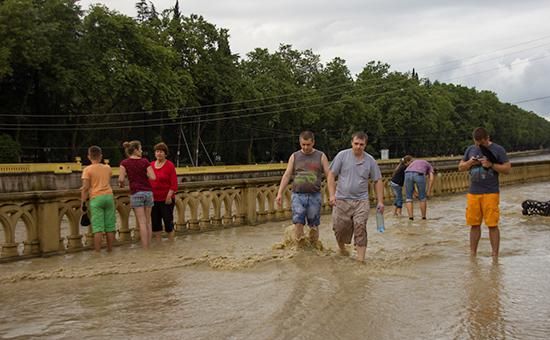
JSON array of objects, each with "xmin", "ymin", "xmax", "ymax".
[
  {"xmin": 80, "ymin": 146, "xmax": 116, "ymax": 252},
  {"xmin": 390, "ymin": 155, "xmax": 413, "ymax": 216},
  {"xmin": 118, "ymin": 140, "xmax": 156, "ymax": 249},
  {"xmin": 276, "ymin": 131, "xmax": 332, "ymax": 243},
  {"xmin": 150, "ymin": 142, "xmax": 178, "ymax": 242},
  {"xmin": 458, "ymin": 127, "xmax": 511, "ymax": 257},
  {"xmin": 327, "ymin": 132, "xmax": 384, "ymax": 262},
  {"xmin": 404, "ymin": 158, "xmax": 435, "ymax": 220}
]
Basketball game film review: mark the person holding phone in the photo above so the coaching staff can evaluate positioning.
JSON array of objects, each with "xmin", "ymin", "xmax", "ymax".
[{"xmin": 458, "ymin": 127, "xmax": 511, "ymax": 257}]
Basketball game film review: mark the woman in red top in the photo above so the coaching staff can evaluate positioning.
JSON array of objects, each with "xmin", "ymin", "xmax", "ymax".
[
  {"xmin": 150, "ymin": 142, "xmax": 178, "ymax": 242},
  {"xmin": 118, "ymin": 140, "xmax": 156, "ymax": 249}
]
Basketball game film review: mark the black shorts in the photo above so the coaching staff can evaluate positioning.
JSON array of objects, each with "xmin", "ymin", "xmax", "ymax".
[{"xmin": 151, "ymin": 201, "xmax": 175, "ymax": 232}]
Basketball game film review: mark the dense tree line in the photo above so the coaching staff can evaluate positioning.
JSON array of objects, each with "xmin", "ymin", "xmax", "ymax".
[{"xmin": 1, "ymin": 0, "xmax": 549, "ymax": 164}]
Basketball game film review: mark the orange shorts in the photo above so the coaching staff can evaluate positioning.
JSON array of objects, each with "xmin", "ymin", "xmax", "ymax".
[{"xmin": 465, "ymin": 193, "xmax": 500, "ymax": 227}]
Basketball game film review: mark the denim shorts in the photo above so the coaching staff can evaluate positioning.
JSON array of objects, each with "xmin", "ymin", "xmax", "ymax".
[
  {"xmin": 404, "ymin": 172, "xmax": 427, "ymax": 202},
  {"xmin": 291, "ymin": 192, "xmax": 322, "ymax": 227},
  {"xmin": 130, "ymin": 191, "xmax": 154, "ymax": 208}
]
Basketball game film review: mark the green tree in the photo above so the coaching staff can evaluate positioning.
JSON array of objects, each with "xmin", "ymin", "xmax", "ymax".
[
  {"xmin": 1, "ymin": 0, "xmax": 550, "ymax": 164},
  {"xmin": 0, "ymin": 0, "xmax": 83, "ymax": 161},
  {"xmin": 0, "ymin": 133, "xmax": 20, "ymax": 162}
]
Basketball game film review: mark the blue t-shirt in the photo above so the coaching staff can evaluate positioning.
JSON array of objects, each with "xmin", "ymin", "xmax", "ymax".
[
  {"xmin": 463, "ymin": 142, "xmax": 509, "ymax": 194},
  {"xmin": 330, "ymin": 149, "xmax": 382, "ymax": 200}
]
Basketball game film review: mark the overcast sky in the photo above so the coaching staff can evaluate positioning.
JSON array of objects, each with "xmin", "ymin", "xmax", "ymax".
[{"xmin": 79, "ymin": 0, "xmax": 550, "ymax": 119}]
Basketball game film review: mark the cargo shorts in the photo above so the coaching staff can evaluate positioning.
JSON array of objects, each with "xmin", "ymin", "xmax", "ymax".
[{"xmin": 332, "ymin": 199, "xmax": 370, "ymax": 247}]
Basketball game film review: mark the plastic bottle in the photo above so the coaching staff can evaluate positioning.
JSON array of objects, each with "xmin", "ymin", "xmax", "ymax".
[{"xmin": 376, "ymin": 208, "xmax": 385, "ymax": 233}]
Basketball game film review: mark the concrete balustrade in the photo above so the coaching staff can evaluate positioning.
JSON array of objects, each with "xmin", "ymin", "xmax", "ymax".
[{"xmin": 1, "ymin": 158, "xmax": 549, "ymax": 262}]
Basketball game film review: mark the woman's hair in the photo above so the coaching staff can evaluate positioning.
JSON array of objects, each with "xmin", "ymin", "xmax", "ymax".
[
  {"xmin": 401, "ymin": 155, "xmax": 413, "ymax": 165},
  {"xmin": 392, "ymin": 155, "xmax": 413, "ymax": 177},
  {"xmin": 154, "ymin": 142, "xmax": 169, "ymax": 155},
  {"xmin": 122, "ymin": 140, "xmax": 142, "ymax": 157}
]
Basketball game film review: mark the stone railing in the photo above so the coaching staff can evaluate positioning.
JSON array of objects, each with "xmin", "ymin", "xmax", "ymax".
[
  {"xmin": 2, "ymin": 149, "xmax": 548, "ymax": 193},
  {"xmin": 1, "ymin": 159, "xmax": 549, "ymax": 261}
]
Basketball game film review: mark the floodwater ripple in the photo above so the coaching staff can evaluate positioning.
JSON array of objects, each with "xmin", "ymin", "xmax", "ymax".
[{"xmin": 0, "ymin": 182, "xmax": 549, "ymax": 339}]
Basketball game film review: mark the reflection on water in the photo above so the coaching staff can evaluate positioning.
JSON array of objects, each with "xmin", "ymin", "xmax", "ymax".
[
  {"xmin": 462, "ymin": 258, "xmax": 505, "ymax": 339},
  {"xmin": 0, "ymin": 182, "xmax": 550, "ymax": 339}
]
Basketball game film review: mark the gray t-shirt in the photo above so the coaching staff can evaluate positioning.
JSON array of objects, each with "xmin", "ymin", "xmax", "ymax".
[
  {"xmin": 463, "ymin": 142, "xmax": 509, "ymax": 194},
  {"xmin": 330, "ymin": 149, "xmax": 382, "ymax": 200}
]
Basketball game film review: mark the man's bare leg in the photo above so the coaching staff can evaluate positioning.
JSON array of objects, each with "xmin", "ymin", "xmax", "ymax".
[
  {"xmin": 489, "ymin": 227, "xmax": 500, "ymax": 257},
  {"xmin": 309, "ymin": 227, "xmax": 319, "ymax": 242},
  {"xmin": 295, "ymin": 223, "xmax": 305, "ymax": 240},
  {"xmin": 337, "ymin": 241, "xmax": 349, "ymax": 256},
  {"xmin": 356, "ymin": 245, "xmax": 367, "ymax": 262},
  {"xmin": 470, "ymin": 225, "xmax": 481, "ymax": 256}
]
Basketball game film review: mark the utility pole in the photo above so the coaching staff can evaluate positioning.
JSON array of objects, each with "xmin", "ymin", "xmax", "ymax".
[
  {"xmin": 195, "ymin": 117, "xmax": 200, "ymax": 166},
  {"xmin": 176, "ymin": 121, "xmax": 182, "ymax": 167},
  {"xmin": 180, "ymin": 126, "xmax": 194, "ymax": 166}
]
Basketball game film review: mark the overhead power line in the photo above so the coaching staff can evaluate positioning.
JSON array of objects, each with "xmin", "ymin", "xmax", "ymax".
[
  {"xmin": 0, "ymin": 34, "xmax": 548, "ymax": 136},
  {"xmin": 415, "ymin": 33, "xmax": 550, "ymax": 72},
  {"xmin": 424, "ymin": 42, "xmax": 550, "ymax": 77},
  {"xmin": 0, "ymin": 87, "xmax": 406, "ymax": 131},
  {"xmin": 0, "ymin": 80, "xmax": 410, "ymax": 129},
  {"xmin": 512, "ymin": 95, "xmax": 550, "ymax": 104},
  {"xmin": 0, "ymin": 82, "xmax": 356, "ymax": 119},
  {"xmin": 2, "ymin": 34, "xmax": 550, "ymax": 120},
  {"xmin": 436, "ymin": 54, "xmax": 550, "ymax": 82}
]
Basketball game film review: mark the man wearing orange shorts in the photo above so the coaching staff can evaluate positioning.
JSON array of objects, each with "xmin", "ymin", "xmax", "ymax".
[{"xmin": 459, "ymin": 127, "xmax": 511, "ymax": 257}]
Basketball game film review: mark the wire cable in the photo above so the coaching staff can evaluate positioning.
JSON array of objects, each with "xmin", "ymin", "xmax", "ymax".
[
  {"xmin": 0, "ymin": 80, "xmax": 409, "ymax": 128},
  {"xmin": 414, "ymin": 34, "xmax": 550, "ymax": 72},
  {"xmin": 512, "ymin": 95, "xmax": 550, "ymax": 104},
  {"xmin": 423, "ymin": 42, "xmax": 550, "ymax": 77},
  {"xmin": 0, "ymin": 87, "xmax": 406, "ymax": 131},
  {"xmin": 3, "ymin": 35, "xmax": 550, "ymax": 119}
]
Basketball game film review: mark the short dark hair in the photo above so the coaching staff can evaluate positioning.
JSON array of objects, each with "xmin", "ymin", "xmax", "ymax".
[
  {"xmin": 154, "ymin": 142, "xmax": 169, "ymax": 155},
  {"xmin": 472, "ymin": 127, "xmax": 489, "ymax": 141},
  {"xmin": 299, "ymin": 130, "xmax": 315, "ymax": 141},
  {"xmin": 351, "ymin": 131, "xmax": 368, "ymax": 142},
  {"xmin": 88, "ymin": 145, "xmax": 102, "ymax": 160}
]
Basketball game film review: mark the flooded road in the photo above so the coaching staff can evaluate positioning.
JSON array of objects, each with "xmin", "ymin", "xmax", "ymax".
[{"xmin": 1, "ymin": 182, "xmax": 549, "ymax": 339}]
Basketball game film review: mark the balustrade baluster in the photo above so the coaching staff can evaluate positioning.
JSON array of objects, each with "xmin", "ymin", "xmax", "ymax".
[{"xmin": 1, "ymin": 158, "xmax": 549, "ymax": 261}]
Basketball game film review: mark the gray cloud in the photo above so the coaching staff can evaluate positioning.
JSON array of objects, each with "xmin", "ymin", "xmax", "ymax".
[{"xmin": 81, "ymin": 0, "xmax": 550, "ymax": 118}]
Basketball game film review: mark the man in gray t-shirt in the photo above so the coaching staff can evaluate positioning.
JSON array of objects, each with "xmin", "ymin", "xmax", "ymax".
[
  {"xmin": 327, "ymin": 132, "xmax": 384, "ymax": 262},
  {"xmin": 458, "ymin": 127, "xmax": 511, "ymax": 257}
]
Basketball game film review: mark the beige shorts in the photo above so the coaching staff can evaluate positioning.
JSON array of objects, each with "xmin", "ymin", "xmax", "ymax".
[{"xmin": 332, "ymin": 199, "xmax": 370, "ymax": 247}]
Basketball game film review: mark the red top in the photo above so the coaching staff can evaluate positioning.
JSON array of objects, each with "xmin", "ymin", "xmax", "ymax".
[
  {"xmin": 120, "ymin": 157, "xmax": 153, "ymax": 194},
  {"xmin": 150, "ymin": 159, "xmax": 178, "ymax": 201}
]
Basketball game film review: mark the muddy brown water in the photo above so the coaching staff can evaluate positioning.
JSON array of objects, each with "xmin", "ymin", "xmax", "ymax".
[{"xmin": 1, "ymin": 182, "xmax": 549, "ymax": 339}]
